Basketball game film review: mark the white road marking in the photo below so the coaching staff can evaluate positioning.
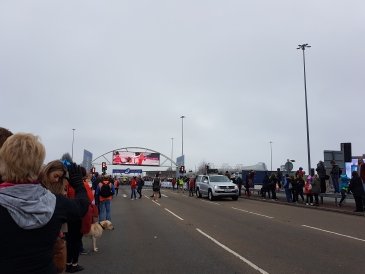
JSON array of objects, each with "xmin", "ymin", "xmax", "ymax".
[
  {"xmin": 232, "ymin": 207, "xmax": 274, "ymax": 219},
  {"xmin": 301, "ymin": 225, "xmax": 365, "ymax": 242},
  {"xmin": 144, "ymin": 195, "xmax": 150, "ymax": 199},
  {"xmin": 196, "ymin": 228, "xmax": 269, "ymax": 274},
  {"xmin": 161, "ymin": 194, "xmax": 168, "ymax": 198},
  {"xmin": 152, "ymin": 200, "xmax": 161, "ymax": 206},
  {"xmin": 164, "ymin": 208, "xmax": 184, "ymax": 220},
  {"xmin": 201, "ymin": 199, "xmax": 220, "ymax": 205}
]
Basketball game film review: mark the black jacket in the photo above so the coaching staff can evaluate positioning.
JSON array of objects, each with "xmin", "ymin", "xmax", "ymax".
[
  {"xmin": 0, "ymin": 183, "xmax": 88, "ymax": 274},
  {"xmin": 349, "ymin": 176, "xmax": 365, "ymax": 197}
]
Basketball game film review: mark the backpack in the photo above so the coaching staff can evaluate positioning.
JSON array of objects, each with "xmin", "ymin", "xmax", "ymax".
[{"xmin": 99, "ymin": 182, "xmax": 112, "ymax": 198}]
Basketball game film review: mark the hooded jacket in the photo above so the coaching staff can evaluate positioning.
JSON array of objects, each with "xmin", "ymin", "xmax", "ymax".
[
  {"xmin": 0, "ymin": 184, "xmax": 56, "ymax": 229},
  {"xmin": 0, "ymin": 182, "xmax": 88, "ymax": 274}
]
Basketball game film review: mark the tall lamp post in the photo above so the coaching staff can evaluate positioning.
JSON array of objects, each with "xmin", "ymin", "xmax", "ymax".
[
  {"xmin": 71, "ymin": 128, "xmax": 76, "ymax": 160},
  {"xmin": 297, "ymin": 43, "xmax": 311, "ymax": 174},
  {"xmin": 269, "ymin": 141, "xmax": 273, "ymax": 171},
  {"xmin": 171, "ymin": 137, "xmax": 174, "ymax": 171},
  {"xmin": 180, "ymin": 116, "xmax": 185, "ymax": 156}
]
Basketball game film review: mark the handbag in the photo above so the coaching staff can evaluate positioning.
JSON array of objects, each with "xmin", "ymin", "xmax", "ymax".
[{"xmin": 53, "ymin": 237, "xmax": 66, "ymax": 273}]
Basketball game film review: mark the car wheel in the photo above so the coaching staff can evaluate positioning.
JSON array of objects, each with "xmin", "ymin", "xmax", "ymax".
[
  {"xmin": 232, "ymin": 196, "xmax": 238, "ymax": 201},
  {"xmin": 208, "ymin": 190, "xmax": 214, "ymax": 201},
  {"xmin": 196, "ymin": 188, "xmax": 202, "ymax": 198}
]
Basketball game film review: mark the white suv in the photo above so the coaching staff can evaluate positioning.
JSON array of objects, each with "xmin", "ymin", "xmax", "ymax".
[{"xmin": 195, "ymin": 174, "xmax": 239, "ymax": 201}]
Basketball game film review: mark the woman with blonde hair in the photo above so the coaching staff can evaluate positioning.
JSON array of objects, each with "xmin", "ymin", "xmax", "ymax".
[{"xmin": 0, "ymin": 133, "xmax": 89, "ymax": 274}]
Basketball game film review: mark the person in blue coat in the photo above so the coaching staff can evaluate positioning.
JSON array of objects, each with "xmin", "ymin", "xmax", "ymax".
[{"xmin": 338, "ymin": 174, "xmax": 350, "ymax": 207}]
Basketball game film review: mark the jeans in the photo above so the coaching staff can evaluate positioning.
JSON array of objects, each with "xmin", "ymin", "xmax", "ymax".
[
  {"xmin": 339, "ymin": 189, "xmax": 347, "ymax": 204},
  {"xmin": 131, "ymin": 188, "xmax": 137, "ymax": 199},
  {"xmin": 332, "ymin": 176, "xmax": 339, "ymax": 193},
  {"xmin": 99, "ymin": 200, "xmax": 111, "ymax": 221},
  {"xmin": 313, "ymin": 194, "xmax": 319, "ymax": 205},
  {"xmin": 245, "ymin": 186, "xmax": 251, "ymax": 197},
  {"xmin": 306, "ymin": 194, "xmax": 313, "ymax": 204},
  {"xmin": 284, "ymin": 188, "xmax": 292, "ymax": 202},
  {"xmin": 320, "ymin": 177, "xmax": 326, "ymax": 193},
  {"xmin": 137, "ymin": 187, "xmax": 142, "ymax": 198},
  {"xmin": 66, "ymin": 220, "xmax": 82, "ymax": 264}
]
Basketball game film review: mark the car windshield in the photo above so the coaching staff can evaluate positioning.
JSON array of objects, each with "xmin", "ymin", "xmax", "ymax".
[{"xmin": 209, "ymin": 175, "xmax": 230, "ymax": 182}]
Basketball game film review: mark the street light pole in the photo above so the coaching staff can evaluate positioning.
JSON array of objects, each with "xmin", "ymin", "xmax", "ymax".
[
  {"xmin": 269, "ymin": 141, "xmax": 273, "ymax": 171},
  {"xmin": 171, "ymin": 137, "xmax": 174, "ymax": 171},
  {"xmin": 297, "ymin": 43, "xmax": 311, "ymax": 174},
  {"xmin": 71, "ymin": 128, "xmax": 76, "ymax": 161},
  {"xmin": 180, "ymin": 116, "xmax": 185, "ymax": 156}
]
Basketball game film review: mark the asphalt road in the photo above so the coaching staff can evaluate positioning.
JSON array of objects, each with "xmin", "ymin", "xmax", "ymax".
[{"xmin": 80, "ymin": 186, "xmax": 365, "ymax": 274}]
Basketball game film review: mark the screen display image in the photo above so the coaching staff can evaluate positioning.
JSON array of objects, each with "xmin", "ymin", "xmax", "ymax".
[
  {"xmin": 346, "ymin": 158, "xmax": 365, "ymax": 178},
  {"xmin": 112, "ymin": 151, "xmax": 160, "ymax": 166}
]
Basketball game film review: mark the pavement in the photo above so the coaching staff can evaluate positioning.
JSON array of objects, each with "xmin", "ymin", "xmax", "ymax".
[{"xmin": 240, "ymin": 190, "xmax": 365, "ymax": 217}]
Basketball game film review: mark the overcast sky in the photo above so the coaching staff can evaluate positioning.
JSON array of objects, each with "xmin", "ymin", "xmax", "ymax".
[{"xmin": 1, "ymin": 0, "xmax": 364, "ymax": 173}]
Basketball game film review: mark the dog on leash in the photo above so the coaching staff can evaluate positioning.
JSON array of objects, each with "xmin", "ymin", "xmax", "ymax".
[{"xmin": 83, "ymin": 220, "xmax": 114, "ymax": 252}]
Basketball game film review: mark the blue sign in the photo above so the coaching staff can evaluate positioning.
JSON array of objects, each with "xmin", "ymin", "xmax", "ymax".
[{"xmin": 112, "ymin": 169, "xmax": 143, "ymax": 174}]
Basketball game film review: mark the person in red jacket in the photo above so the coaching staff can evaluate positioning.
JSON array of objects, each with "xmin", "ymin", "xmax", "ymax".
[
  {"xmin": 130, "ymin": 176, "xmax": 137, "ymax": 200},
  {"xmin": 96, "ymin": 176, "xmax": 115, "ymax": 221},
  {"xmin": 189, "ymin": 177, "xmax": 196, "ymax": 197}
]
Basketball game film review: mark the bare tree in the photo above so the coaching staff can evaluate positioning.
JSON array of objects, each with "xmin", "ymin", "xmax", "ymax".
[{"xmin": 197, "ymin": 161, "xmax": 210, "ymax": 174}]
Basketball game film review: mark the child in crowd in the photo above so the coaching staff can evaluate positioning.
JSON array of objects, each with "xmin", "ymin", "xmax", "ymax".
[
  {"xmin": 304, "ymin": 174, "xmax": 313, "ymax": 205},
  {"xmin": 338, "ymin": 174, "xmax": 350, "ymax": 207},
  {"xmin": 311, "ymin": 174, "xmax": 321, "ymax": 206}
]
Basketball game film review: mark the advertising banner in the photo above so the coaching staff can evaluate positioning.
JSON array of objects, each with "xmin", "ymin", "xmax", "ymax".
[
  {"xmin": 112, "ymin": 168, "xmax": 143, "ymax": 174},
  {"xmin": 112, "ymin": 150, "xmax": 160, "ymax": 166}
]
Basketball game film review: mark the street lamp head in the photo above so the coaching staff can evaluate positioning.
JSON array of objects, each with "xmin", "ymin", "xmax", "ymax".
[
  {"xmin": 180, "ymin": 115, "xmax": 185, "ymax": 119},
  {"xmin": 297, "ymin": 44, "xmax": 311, "ymax": 50}
]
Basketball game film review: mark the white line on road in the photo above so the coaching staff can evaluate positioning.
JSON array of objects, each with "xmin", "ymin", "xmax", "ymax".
[
  {"xmin": 200, "ymin": 199, "xmax": 220, "ymax": 205},
  {"xmin": 152, "ymin": 200, "xmax": 161, "ymax": 206},
  {"xmin": 196, "ymin": 228, "xmax": 269, "ymax": 274},
  {"xmin": 301, "ymin": 225, "xmax": 365, "ymax": 242},
  {"xmin": 232, "ymin": 207, "xmax": 274, "ymax": 219},
  {"xmin": 161, "ymin": 194, "xmax": 168, "ymax": 198},
  {"xmin": 144, "ymin": 195, "xmax": 150, "ymax": 199},
  {"xmin": 164, "ymin": 208, "xmax": 184, "ymax": 220}
]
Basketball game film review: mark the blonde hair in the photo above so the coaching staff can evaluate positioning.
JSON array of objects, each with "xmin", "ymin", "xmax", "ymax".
[
  {"xmin": 39, "ymin": 160, "xmax": 67, "ymax": 194},
  {"xmin": 0, "ymin": 133, "xmax": 45, "ymax": 183}
]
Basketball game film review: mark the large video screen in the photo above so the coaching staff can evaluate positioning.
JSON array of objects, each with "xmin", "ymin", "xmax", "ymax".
[{"xmin": 112, "ymin": 151, "xmax": 160, "ymax": 166}]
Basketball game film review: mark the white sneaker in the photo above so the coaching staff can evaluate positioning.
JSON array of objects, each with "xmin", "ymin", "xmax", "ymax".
[{"xmin": 306, "ymin": 203, "xmax": 309, "ymax": 205}]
